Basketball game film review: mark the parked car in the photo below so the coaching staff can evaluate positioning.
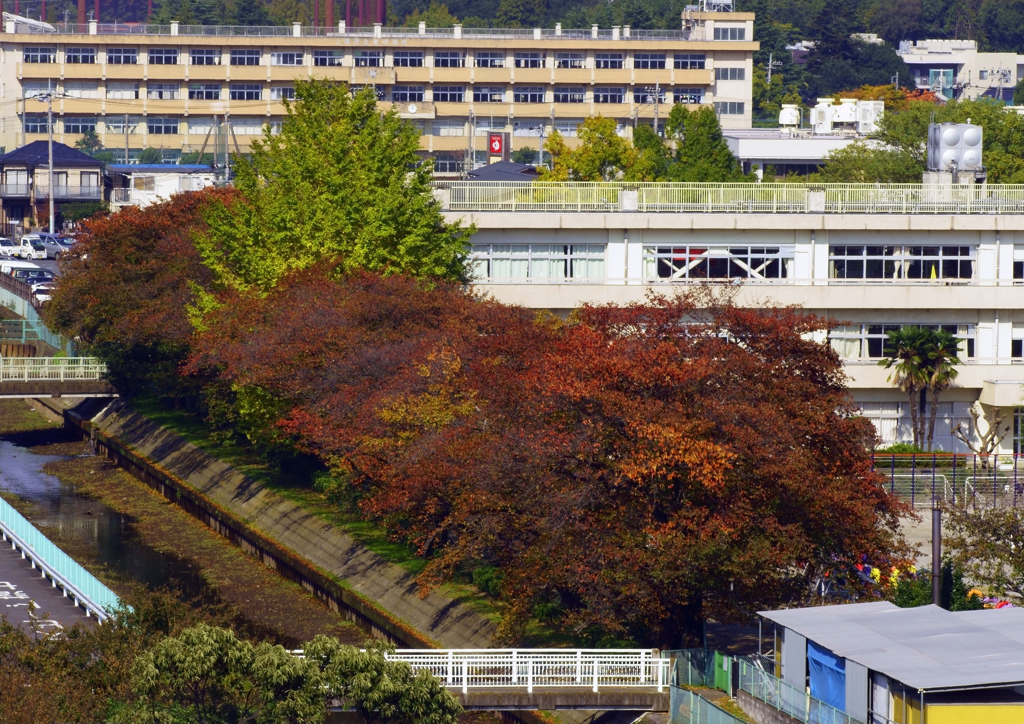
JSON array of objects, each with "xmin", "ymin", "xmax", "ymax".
[
  {"xmin": 39, "ymin": 235, "xmax": 70, "ymax": 259},
  {"xmin": 12, "ymin": 268, "xmax": 55, "ymax": 283},
  {"xmin": 0, "ymin": 238, "xmax": 15, "ymax": 257},
  {"xmin": 31, "ymin": 282, "xmax": 55, "ymax": 303},
  {"xmin": 1, "ymin": 260, "xmax": 42, "ymax": 278},
  {"xmin": 16, "ymin": 237, "xmax": 46, "ymax": 260}
]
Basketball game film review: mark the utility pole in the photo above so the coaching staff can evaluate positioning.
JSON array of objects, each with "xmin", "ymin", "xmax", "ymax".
[
  {"xmin": 932, "ymin": 499, "xmax": 941, "ymax": 606},
  {"xmin": 765, "ymin": 52, "xmax": 781, "ymax": 84},
  {"xmin": 44, "ymin": 78, "xmax": 55, "ymax": 234},
  {"xmin": 124, "ymin": 113, "xmax": 129, "ymax": 163},
  {"xmin": 653, "ymin": 80, "xmax": 660, "ymax": 136},
  {"xmin": 891, "ymin": 72, "xmax": 899, "ymax": 90}
]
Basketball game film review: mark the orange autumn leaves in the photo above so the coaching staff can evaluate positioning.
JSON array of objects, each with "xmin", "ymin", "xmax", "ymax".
[{"xmin": 190, "ymin": 269, "xmax": 903, "ymax": 646}]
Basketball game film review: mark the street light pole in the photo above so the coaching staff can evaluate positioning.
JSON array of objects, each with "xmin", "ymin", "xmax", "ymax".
[{"xmin": 46, "ymin": 79, "xmax": 55, "ymax": 234}]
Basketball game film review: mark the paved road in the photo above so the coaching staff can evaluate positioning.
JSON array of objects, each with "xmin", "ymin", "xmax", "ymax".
[{"xmin": 0, "ymin": 539, "xmax": 91, "ymax": 634}]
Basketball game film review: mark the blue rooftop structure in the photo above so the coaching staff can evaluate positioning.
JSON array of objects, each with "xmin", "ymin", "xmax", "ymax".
[{"xmin": 106, "ymin": 164, "xmax": 212, "ymax": 173}]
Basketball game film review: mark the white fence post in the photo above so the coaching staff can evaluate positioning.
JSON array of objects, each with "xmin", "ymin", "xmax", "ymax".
[
  {"xmin": 576, "ymin": 650, "xmax": 582, "ymax": 683},
  {"xmin": 447, "ymin": 650, "xmax": 453, "ymax": 685},
  {"xmin": 527, "ymin": 658, "xmax": 533, "ymax": 694},
  {"xmin": 593, "ymin": 659, "xmax": 599, "ymax": 693},
  {"xmin": 512, "ymin": 650, "xmax": 518, "ymax": 684},
  {"xmin": 462, "ymin": 659, "xmax": 468, "ymax": 694}
]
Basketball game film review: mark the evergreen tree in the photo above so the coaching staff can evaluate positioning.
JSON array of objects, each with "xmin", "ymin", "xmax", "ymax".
[
  {"xmin": 232, "ymin": 0, "xmax": 272, "ymax": 25},
  {"xmin": 668, "ymin": 106, "xmax": 744, "ymax": 182},
  {"xmin": 494, "ymin": 0, "xmax": 544, "ymax": 28}
]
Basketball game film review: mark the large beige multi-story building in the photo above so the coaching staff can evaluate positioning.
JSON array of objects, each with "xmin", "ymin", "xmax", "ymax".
[{"xmin": 0, "ymin": 12, "xmax": 756, "ymax": 173}]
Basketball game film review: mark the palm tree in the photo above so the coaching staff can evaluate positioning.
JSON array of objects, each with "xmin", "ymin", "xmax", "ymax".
[
  {"xmin": 923, "ymin": 329, "xmax": 962, "ymax": 452},
  {"xmin": 880, "ymin": 327, "xmax": 930, "ymax": 448}
]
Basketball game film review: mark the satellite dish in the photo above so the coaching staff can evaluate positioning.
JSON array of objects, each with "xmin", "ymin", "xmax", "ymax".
[{"xmin": 408, "ymin": 104, "xmax": 418, "ymax": 114}]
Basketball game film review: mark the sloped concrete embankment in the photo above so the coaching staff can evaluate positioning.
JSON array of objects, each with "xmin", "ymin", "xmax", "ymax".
[{"xmin": 65, "ymin": 399, "xmax": 498, "ymax": 649}]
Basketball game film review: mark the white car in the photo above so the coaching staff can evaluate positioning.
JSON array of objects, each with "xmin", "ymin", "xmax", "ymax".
[
  {"xmin": 16, "ymin": 237, "xmax": 46, "ymax": 260},
  {"xmin": 31, "ymin": 282, "xmax": 55, "ymax": 303},
  {"xmin": 0, "ymin": 238, "xmax": 15, "ymax": 257}
]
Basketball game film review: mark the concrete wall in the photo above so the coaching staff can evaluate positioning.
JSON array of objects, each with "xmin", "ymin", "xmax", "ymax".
[{"xmin": 735, "ymin": 691, "xmax": 803, "ymax": 724}]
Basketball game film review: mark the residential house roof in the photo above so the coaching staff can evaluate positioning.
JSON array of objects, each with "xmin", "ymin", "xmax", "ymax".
[{"xmin": 0, "ymin": 141, "xmax": 102, "ymax": 169}]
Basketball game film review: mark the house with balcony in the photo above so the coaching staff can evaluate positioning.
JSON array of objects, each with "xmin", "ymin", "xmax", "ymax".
[
  {"xmin": 0, "ymin": 140, "xmax": 103, "ymax": 232},
  {"xmin": 107, "ymin": 163, "xmax": 215, "ymax": 209}
]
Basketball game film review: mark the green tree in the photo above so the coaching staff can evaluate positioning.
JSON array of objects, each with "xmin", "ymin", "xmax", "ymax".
[
  {"xmin": 626, "ymin": 123, "xmax": 670, "ymax": 181},
  {"xmin": 196, "ymin": 80, "xmax": 471, "ymax": 292},
  {"xmin": 879, "ymin": 326, "xmax": 931, "ymax": 448},
  {"xmin": 180, "ymin": 151, "xmax": 217, "ymax": 165},
  {"xmin": 668, "ymin": 106, "xmax": 744, "ymax": 182},
  {"xmin": 232, "ymin": 0, "xmax": 273, "ymax": 24},
  {"xmin": 945, "ymin": 504, "xmax": 1024, "ymax": 600},
  {"xmin": 889, "ymin": 558, "xmax": 983, "ymax": 610},
  {"xmin": 303, "ymin": 638, "xmax": 462, "ymax": 724},
  {"xmin": 1015, "ymin": 78, "xmax": 1024, "ymax": 106},
  {"xmin": 138, "ymin": 147, "xmax": 165, "ymax": 164},
  {"xmin": 403, "ymin": 1, "xmax": 458, "ymax": 26},
  {"xmin": 494, "ymin": 0, "xmax": 544, "ymax": 28},
  {"xmin": 116, "ymin": 624, "xmax": 325, "ymax": 724},
  {"xmin": 813, "ymin": 142, "xmax": 922, "ymax": 183},
  {"xmin": 510, "ymin": 146, "xmax": 539, "ymax": 164},
  {"xmin": 75, "ymin": 129, "xmax": 103, "ymax": 154},
  {"xmin": 978, "ymin": 0, "xmax": 1024, "ymax": 54},
  {"xmin": 539, "ymin": 116, "xmax": 635, "ymax": 181},
  {"xmin": 923, "ymin": 328, "xmax": 961, "ymax": 451}
]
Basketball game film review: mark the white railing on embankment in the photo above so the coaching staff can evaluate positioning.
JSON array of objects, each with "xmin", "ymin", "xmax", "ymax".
[
  {"xmin": 384, "ymin": 649, "xmax": 670, "ymax": 694},
  {"xmin": 0, "ymin": 357, "xmax": 106, "ymax": 382}
]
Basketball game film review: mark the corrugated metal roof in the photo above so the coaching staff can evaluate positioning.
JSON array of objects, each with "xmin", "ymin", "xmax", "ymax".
[{"xmin": 760, "ymin": 602, "xmax": 1024, "ymax": 692}]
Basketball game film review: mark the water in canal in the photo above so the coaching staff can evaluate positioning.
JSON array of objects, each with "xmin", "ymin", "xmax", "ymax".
[{"xmin": 0, "ymin": 435, "xmax": 209, "ymax": 597}]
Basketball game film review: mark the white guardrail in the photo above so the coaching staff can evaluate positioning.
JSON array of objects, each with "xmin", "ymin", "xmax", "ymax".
[
  {"xmin": 381, "ymin": 649, "xmax": 670, "ymax": 693},
  {"xmin": 0, "ymin": 357, "xmax": 106, "ymax": 382}
]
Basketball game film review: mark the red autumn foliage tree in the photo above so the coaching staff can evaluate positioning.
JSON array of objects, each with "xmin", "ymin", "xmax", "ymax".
[
  {"xmin": 46, "ymin": 187, "xmax": 240, "ymax": 398},
  {"xmin": 192, "ymin": 271, "xmax": 906, "ymax": 646}
]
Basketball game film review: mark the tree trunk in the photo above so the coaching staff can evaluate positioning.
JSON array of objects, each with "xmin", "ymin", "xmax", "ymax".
[
  {"xmin": 927, "ymin": 387, "xmax": 941, "ymax": 452},
  {"xmin": 675, "ymin": 592, "xmax": 705, "ymax": 650},
  {"xmin": 908, "ymin": 389, "xmax": 919, "ymax": 448}
]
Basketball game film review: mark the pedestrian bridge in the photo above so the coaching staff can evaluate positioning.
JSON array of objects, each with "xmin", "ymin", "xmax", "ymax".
[
  {"xmin": 386, "ymin": 649, "xmax": 671, "ymax": 710},
  {"xmin": 0, "ymin": 357, "xmax": 114, "ymax": 397}
]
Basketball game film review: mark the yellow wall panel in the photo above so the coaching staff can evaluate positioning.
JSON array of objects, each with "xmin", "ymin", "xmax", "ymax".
[{"xmin": 926, "ymin": 704, "xmax": 1024, "ymax": 724}]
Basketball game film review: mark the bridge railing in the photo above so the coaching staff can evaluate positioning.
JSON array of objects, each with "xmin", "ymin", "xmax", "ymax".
[
  {"xmin": 0, "ymin": 482, "xmax": 122, "ymax": 621},
  {"xmin": 437, "ymin": 182, "xmax": 1024, "ymax": 215},
  {"xmin": 386, "ymin": 649, "xmax": 670, "ymax": 693},
  {"xmin": 0, "ymin": 356, "xmax": 106, "ymax": 382},
  {"xmin": 0, "ymin": 319, "xmax": 70, "ymax": 353}
]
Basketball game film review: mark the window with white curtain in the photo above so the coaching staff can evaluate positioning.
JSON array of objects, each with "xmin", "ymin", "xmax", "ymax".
[
  {"xmin": 471, "ymin": 243, "xmax": 605, "ymax": 281},
  {"xmin": 107, "ymin": 82, "xmax": 140, "ymax": 99},
  {"xmin": 64, "ymin": 81, "xmax": 99, "ymax": 98},
  {"xmin": 828, "ymin": 324, "xmax": 975, "ymax": 360}
]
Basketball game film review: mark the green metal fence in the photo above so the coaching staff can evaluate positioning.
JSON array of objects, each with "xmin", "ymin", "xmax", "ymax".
[
  {"xmin": 737, "ymin": 658, "xmax": 861, "ymax": 724},
  {"xmin": 0, "ymin": 319, "xmax": 73, "ymax": 355},
  {"xmin": 438, "ymin": 181, "xmax": 1024, "ymax": 214},
  {"xmin": 669, "ymin": 688, "xmax": 747, "ymax": 724},
  {"xmin": 0, "ymin": 490, "xmax": 121, "ymax": 620}
]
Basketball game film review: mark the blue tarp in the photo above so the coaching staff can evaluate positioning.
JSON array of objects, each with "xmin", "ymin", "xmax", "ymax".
[{"xmin": 807, "ymin": 640, "xmax": 846, "ymax": 712}]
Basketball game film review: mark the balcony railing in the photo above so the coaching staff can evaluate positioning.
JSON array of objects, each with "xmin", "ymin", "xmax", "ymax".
[
  {"xmin": 17, "ymin": 21, "xmax": 691, "ymax": 40},
  {"xmin": 112, "ymin": 188, "xmax": 132, "ymax": 204},
  {"xmin": 2, "ymin": 184, "xmax": 104, "ymax": 200},
  {"xmin": 436, "ymin": 182, "xmax": 1024, "ymax": 214}
]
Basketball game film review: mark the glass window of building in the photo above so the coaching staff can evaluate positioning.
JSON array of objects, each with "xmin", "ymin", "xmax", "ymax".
[
  {"xmin": 434, "ymin": 51, "xmax": 466, "ymax": 68},
  {"xmin": 470, "ymin": 244, "xmax": 605, "ymax": 281},
  {"xmin": 828, "ymin": 245, "xmax": 975, "ymax": 281},
  {"xmin": 353, "ymin": 50, "xmax": 383, "ymax": 67},
  {"xmin": 190, "ymin": 48, "xmax": 220, "ymax": 65},
  {"xmin": 1014, "ymin": 245, "xmax": 1024, "ymax": 281},
  {"xmin": 554, "ymin": 118, "xmax": 583, "ymax": 136},
  {"xmin": 104, "ymin": 115, "xmax": 140, "ymax": 133},
  {"xmin": 24, "ymin": 115, "xmax": 49, "ymax": 133},
  {"xmin": 230, "ymin": 84, "xmax": 263, "ymax": 100},
  {"xmin": 674, "ymin": 88, "xmax": 703, "ymax": 103},
  {"xmin": 513, "ymin": 86, "xmax": 545, "ymax": 103},
  {"xmin": 594, "ymin": 87, "xmax": 625, "ymax": 103},
  {"xmin": 555, "ymin": 52, "xmax": 585, "ymax": 69},
  {"xmin": 270, "ymin": 85, "xmax": 296, "ymax": 100},
  {"xmin": 22, "ymin": 81, "xmax": 50, "ymax": 98},
  {"xmin": 107, "ymin": 47, "xmax": 137, "ymax": 64},
  {"xmin": 595, "ymin": 52, "xmax": 623, "ymax": 69},
  {"xmin": 189, "ymin": 83, "xmax": 221, "ymax": 100},
  {"xmin": 433, "ymin": 85, "xmax": 465, "ymax": 102},
  {"xmin": 433, "ymin": 154, "xmax": 463, "ymax": 173},
  {"xmin": 715, "ymin": 67, "xmax": 745, "ymax": 80},
  {"xmin": 148, "ymin": 48, "xmax": 179, "ymax": 65},
  {"xmin": 634, "ymin": 86, "xmax": 667, "ymax": 103},
  {"xmin": 514, "ymin": 52, "xmax": 544, "ymax": 68},
  {"xmin": 271, "ymin": 51, "xmax": 304, "ymax": 66},
  {"xmin": 188, "ymin": 117, "xmax": 215, "ymax": 134},
  {"xmin": 634, "ymin": 53, "xmax": 666, "ymax": 69},
  {"xmin": 65, "ymin": 47, "xmax": 96, "ymax": 63},
  {"xmin": 713, "ymin": 26, "xmax": 746, "ymax": 40},
  {"xmin": 107, "ymin": 82, "xmax": 140, "ymax": 99},
  {"xmin": 147, "ymin": 116, "xmax": 180, "ymax": 134},
  {"xmin": 24, "ymin": 47, "xmax": 56, "ymax": 63},
  {"xmin": 312, "ymin": 49, "xmax": 343, "ymax": 66},
  {"xmin": 348, "ymin": 84, "xmax": 384, "ymax": 100},
  {"xmin": 394, "ymin": 50, "xmax": 424, "ymax": 67},
  {"xmin": 230, "ymin": 49, "xmax": 261, "ymax": 66},
  {"xmin": 475, "ymin": 51, "xmax": 505, "ymax": 68},
  {"xmin": 473, "ymin": 86, "xmax": 505, "ymax": 102},
  {"xmin": 830, "ymin": 324, "xmax": 974, "ymax": 360},
  {"xmin": 231, "ymin": 118, "xmax": 265, "ymax": 135},
  {"xmin": 644, "ymin": 245, "xmax": 794, "ymax": 281},
  {"xmin": 715, "ymin": 101, "xmax": 745, "ymax": 114},
  {"xmin": 391, "ymin": 85, "xmax": 424, "ymax": 102},
  {"xmin": 674, "ymin": 53, "xmax": 705, "ymax": 69},
  {"xmin": 64, "ymin": 117, "xmax": 97, "ymax": 133},
  {"xmin": 553, "ymin": 86, "xmax": 585, "ymax": 103},
  {"xmin": 64, "ymin": 81, "xmax": 99, "ymax": 98},
  {"xmin": 147, "ymin": 82, "xmax": 180, "ymax": 100},
  {"xmin": 433, "ymin": 119, "xmax": 465, "ymax": 136}
]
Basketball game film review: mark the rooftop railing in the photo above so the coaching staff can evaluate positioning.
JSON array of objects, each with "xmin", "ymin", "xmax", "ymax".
[
  {"xmin": 436, "ymin": 182, "xmax": 1024, "ymax": 214},
  {"xmin": 15, "ymin": 21, "xmax": 694, "ymax": 40}
]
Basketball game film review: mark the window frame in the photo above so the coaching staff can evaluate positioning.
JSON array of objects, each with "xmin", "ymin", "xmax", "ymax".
[
  {"xmin": 393, "ymin": 50, "xmax": 424, "ymax": 67},
  {"xmin": 433, "ymin": 85, "xmax": 465, "ymax": 102},
  {"xmin": 674, "ymin": 53, "xmax": 706, "ymax": 70},
  {"xmin": 634, "ymin": 53, "xmax": 666, "ymax": 70},
  {"xmin": 644, "ymin": 244, "xmax": 794, "ymax": 282},
  {"xmin": 65, "ymin": 47, "xmax": 96, "ymax": 64},
  {"xmin": 188, "ymin": 83, "xmax": 221, "ymax": 100},
  {"xmin": 230, "ymin": 49, "xmax": 262, "ymax": 66},
  {"xmin": 475, "ymin": 51, "xmax": 505, "ymax": 68},
  {"xmin": 353, "ymin": 50, "xmax": 384, "ymax": 67},
  {"xmin": 146, "ymin": 116, "xmax": 180, "ymax": 135},
  {"xmin": 63, "ymin": 116, "xmax": 97, "ymax": 134},
  {"xmin": 391, "ymin": 85, "xmax": 424, "ymax": 102},
  {"xmin": 594, "ymin": 87, "xmax": 625, "ymax": 104},
  {"xmin": 147, "ymin": 82, "xmax": 180, "ymax": 100},
  {"xmin": 715, "ymin": 67, "xmax": 745, "ymax": 81},
  {"xmin": 229, "ymin": 83, "xmax": 263, "ymax": 101},
  {"xmin": 473, "ymin": 85, "xmax": 505, "ymax": 103},
  {"xmin": 270, "ymin": 51, "xmax": 304, "ymax": 66},
  {"xmin": 553, "ymin": 86, "xmax": 585, "ymax": 103},
  {"xmin": 106, "ymin": 47, "xmax": 138, "ymax": 64},
  {"xmin": 714, "ymin": 101, "xmax": 745, "ymax": 115},
  {"xmin": 595, "ymin": 52, "xmax": 623, "ymax": 69},
  {"xmin": 270, "ymin": 85, "xmax": 296, "ymax": 101},
  {"xmin": 23, "ymin": 47, "xmax": 56, "ymax": 63},
  {"xmin": 555, "ymin": 52, "xmax": 585, "ymax": 69},
  {"xmin": 147, "ymin": 48, "xmax": 180, "ymax": 65},
  {"xmin": 106, "ymin": 82, "xmax": 140, "ymax": 100},
  {"xmin": 713, "ymin": 26, "xmax": 747, "ymax": 40},
  {"xmin": 514, "ymin": 52, "xmax": 544, "ymax": 69},
  {"xmin": 471, "ymin": 243, "xmax": 606, "ymax": 281},
  {"xmin": 312, "ymin": 49, "xmax": 344, "ymax": 66},
  {"xmin": 513, "ymin": 86, "xmax": 545, "ymax": 103},
  {"xmin": 190, "ymin": 48, "xmax": 221, "ymax": 65},
  {"xmin": 24, "ymin": 115, "xmax": 50, "ymax": 133},
  {"xmin": 433, "ymin": 50, "xmax": 466, "ymax": 68},
  {"xmin": 828, "ymin": 245, "xmax": 976, "ymax": 282}
]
